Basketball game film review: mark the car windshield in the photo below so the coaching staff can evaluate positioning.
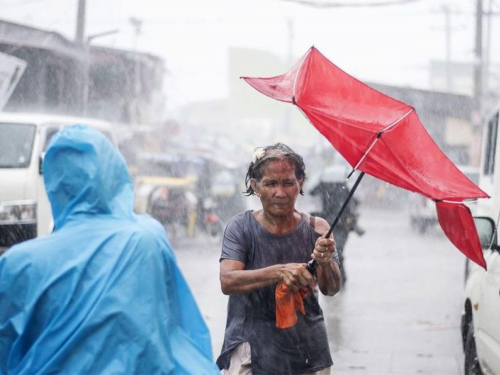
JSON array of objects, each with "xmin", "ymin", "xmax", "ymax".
[{"xmin": 0, "ymin": 123, "xmax": 36, "ymax": 168}]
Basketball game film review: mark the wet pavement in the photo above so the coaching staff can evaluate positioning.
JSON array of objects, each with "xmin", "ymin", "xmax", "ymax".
[{"xmin": 174, "ymin": 206, "xmax": 466, "ymax": 374}]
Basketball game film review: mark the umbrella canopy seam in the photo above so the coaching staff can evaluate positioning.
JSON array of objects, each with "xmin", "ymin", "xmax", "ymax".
[
  {"xmin": 351, "ymin": 108, "xmax": 414, "ymax": 172},
  {"xmin": 382, "ymin": 108, "xmax": 414, "ymax": 133},
  {"xmin": 293, "ymin": 48, "xmax": 313, "ymax": 101}
]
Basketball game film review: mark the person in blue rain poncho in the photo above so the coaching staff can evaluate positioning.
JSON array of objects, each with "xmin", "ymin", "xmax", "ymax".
[{"xmin": 0, "ymin": 125, "xmax": 219, "ymax": 375}]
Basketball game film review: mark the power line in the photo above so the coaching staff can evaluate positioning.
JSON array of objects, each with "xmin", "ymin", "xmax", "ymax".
[{"xmin": 279, "ymin": 0, "xmax": 420, "ymax": 8}]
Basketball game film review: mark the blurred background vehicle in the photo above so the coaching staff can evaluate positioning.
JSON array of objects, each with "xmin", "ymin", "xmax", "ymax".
[
  {"xmin": 132, "ymin": 152, "xmax": 244, "ymax": 241},
  {"xmin": 463, "ymin": 216, "xmax": 500, "ymax": 375},
  {"xmin": 0, "ymin": 112, "xmax": 117, "ymax": 251},
  {"xmin": 146, "ymin": 178, "xmax": 197, "ymax": 240},
  {"xmin": 132, "ymin": 153, "xmax": 198, "ymax": 239},
  {"xmin": 409, "ymin": 165, "xmax": 480, "ymax": 234}
]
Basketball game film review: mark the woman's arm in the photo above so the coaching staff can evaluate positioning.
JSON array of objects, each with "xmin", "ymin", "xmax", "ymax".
[
  {"xmin": 220, "ymin": 260, "xmax": 313, "ymax": 295},
  {"xmin": 220, "ymin": 214, "xmax": 314, "ymax": 296},
  {"xmin": 311, "ymin": 216, "xmax": 342, "ymax": 296}
]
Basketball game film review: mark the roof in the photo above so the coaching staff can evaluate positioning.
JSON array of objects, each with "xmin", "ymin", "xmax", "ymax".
[
  {"xmin": 369, "ymin": 82, "xmax": 473, "ymax": 119},
  {"xmin": 90, "ymin": 45, "xmax": 164, "ymax": 65},
  {"xmin": 0, "ymin": 19, "xmax": 83, "ymax": 60},
  {"xmin": 0, "ymin": 112, "xmax": 113, "ymax": 130}
]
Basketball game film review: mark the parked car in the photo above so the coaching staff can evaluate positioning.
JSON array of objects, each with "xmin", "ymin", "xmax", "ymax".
[
  {"xmin": 0, "ymin": 113, "xmax": 117, "ymax": 248},
  {"xmin": 462, "ymin": 217, "xmax": 500, "ymax": 375},
  {"xmin": 461, "ymin": 104, "xmax": 500, "ymax": 375},
  {"xmin": 409, "ymin": 165, "xmax": 480, "ymax": 234}
]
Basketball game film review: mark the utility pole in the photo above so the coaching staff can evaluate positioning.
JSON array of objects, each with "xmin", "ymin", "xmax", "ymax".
[
  {"xmin": 484, "ymin": 0, "xmax": 493, "ymax": 111},
  {"xmin": 431, "ymin": 6, "xmax": 461, "ymax": 93},
  {"xmin": 443, "ymin": 5, "xmax": 452, "ymax": 92},
  {"xmin": 76, "ymin": 0, "xmax": 87, "ymax": 115},
  {"xmin": 283, "ymin": 18, "xmax": 294, "ymax": 133},
  {"xmin": 129, "ymin": 17, "xmax": 143, "ymax": 124},
  {"xmin": 473, "ymin": 0, "xmax": 483, "ymax": 127},
  {"xmin": 75, "ymin": 0, "xmax": 86, "ymax": 46}
]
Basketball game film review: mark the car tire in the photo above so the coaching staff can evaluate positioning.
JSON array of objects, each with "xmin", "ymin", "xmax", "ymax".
[{"xmin": 464, "ymin": 320, "xmax": 483, "ymax": 375}]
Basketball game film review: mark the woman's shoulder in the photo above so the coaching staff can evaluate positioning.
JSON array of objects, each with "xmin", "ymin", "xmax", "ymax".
[
  {"xmin": 304, "ymin": 212, "xmax": 330, "ymax": 236},
  {"xmin": 227, "ymin": 210, "xmax": 254, "ymax": 228}
]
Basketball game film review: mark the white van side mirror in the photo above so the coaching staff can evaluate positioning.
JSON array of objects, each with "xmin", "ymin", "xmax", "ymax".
[
  {"xmin": 39, "ymin": 153, "xmax": 45, "ymax": 175},
  {"xmin": 474, "ymin": 216, "xmax": 499, "ymax": 251}
]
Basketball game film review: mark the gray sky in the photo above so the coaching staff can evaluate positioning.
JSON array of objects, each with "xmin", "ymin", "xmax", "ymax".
[{"xmin": 1, "ymin": 0, "xmax": 497, "ymax": 110}]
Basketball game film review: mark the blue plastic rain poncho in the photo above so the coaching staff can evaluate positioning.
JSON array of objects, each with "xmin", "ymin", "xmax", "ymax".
[{"xmin": 0, "ymin": 125, "xmax": 219, "ymax": 374}]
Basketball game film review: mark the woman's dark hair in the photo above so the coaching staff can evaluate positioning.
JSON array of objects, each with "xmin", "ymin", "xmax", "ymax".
[{"xmin": 244, "ymin": 143, "xmax": 306, "ymax": 196}]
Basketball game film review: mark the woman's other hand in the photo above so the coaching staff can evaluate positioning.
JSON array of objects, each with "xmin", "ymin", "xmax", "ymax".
[{"xmin": 279, "ymin": 263, "xmax": 314, "ymax": 291}]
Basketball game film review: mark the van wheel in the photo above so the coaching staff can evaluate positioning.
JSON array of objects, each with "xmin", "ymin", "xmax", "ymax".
[{"xmin": 464, "ymin": 320, "xmax": 483, "ymax": 375}]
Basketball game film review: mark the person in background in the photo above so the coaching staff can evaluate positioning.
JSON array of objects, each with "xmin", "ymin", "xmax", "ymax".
[
  {"xmin": 310, "ymin": 180, "xmax": 364, "ymax": 284},
  {"xmin": 0, "ymin": 125, "xmax": 219, "ymax": 375},
  {"xmin": 218, "ymin": 143, "xmax": 342, "ymax": 375}
]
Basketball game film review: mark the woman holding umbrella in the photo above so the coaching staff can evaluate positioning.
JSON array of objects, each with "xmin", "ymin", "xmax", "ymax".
[{"xmin": 217, "ymin": 143, "xmax": 342, "ymax": 375}]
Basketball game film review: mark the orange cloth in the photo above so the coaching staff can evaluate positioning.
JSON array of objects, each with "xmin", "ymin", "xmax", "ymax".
[{"xmin": 275, "ymin": 282, "xmax": 312, "ymax": 329}]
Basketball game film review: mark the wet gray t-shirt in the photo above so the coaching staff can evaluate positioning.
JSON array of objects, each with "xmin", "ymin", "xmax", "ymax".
[{"xmin": 217, "ymin": 210, "xmax": 338, "ymax": 374}]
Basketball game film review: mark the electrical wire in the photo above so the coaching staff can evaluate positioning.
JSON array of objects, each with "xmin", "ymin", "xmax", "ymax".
[{"xmin": 279, "ymin": 0, "xmax": 420, "ymax": 8}]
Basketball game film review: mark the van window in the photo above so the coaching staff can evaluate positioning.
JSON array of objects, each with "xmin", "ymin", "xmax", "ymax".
[
  {"xmin": 0, "ymin": 123, "xmax": 36, "ymax": 168},
  {"xmin": 43, "ymin": 128, "xmax": 60, "ymax": 152},
  {"xmin": 484, "ymin": 111, "xmax": 499, "ymax": 175}
]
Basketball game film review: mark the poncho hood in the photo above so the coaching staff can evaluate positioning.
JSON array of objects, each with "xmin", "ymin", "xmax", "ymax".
[{"xmin": 43, "ymin": 124, "xmax": 134, "ymax": 229}]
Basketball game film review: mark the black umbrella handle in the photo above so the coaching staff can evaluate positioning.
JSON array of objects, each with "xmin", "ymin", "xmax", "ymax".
[{"xmin": 306, "ymin": 171, "xmax": 366, "ymax": 275}]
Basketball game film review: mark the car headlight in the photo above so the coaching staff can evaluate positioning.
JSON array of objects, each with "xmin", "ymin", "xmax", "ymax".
[{"xmin": 0, "ymin": 200, "xmax": 37, "ymax": 224}]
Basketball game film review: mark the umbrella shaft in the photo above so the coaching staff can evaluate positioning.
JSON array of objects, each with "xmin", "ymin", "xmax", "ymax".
[
  {"xmin": 307, "ymin": 172, "xmax": 365, "ymax": 274},
  {"xmin": 325, "ymin": 172, "xmax": 365, "ymax": 238}
]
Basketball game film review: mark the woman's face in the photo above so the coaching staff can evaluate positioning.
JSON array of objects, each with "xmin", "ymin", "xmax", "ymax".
[{"xmin": 252, "ymin": 159, "xmax": 303, "ymax": 218}]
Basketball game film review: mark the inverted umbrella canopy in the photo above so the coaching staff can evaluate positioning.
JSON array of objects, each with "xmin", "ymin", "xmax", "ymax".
[{"xmin": 243, "ymin": 46, "xmax": 489, "ymax": 269}]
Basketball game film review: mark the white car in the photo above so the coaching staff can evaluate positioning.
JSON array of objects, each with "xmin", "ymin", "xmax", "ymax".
[
  {"xmin": 462, "ymin": 216, "xmax": 500, "ymax": 375},
  {"xmin": 0, "ymin": 113, "xmax": 117, "ymax": 249},
  {"xmin": 461, "ymin": 104, "xmax": 500, "ymax": 375}
]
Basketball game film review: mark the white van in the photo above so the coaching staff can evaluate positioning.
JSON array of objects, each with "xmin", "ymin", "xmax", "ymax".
[
  {"xmin": 0, "ymin": 113, "xmax": 117, "ymax": 249},
  {"xmin": 462, "ymin": 105, "xmax": 500, "ymax": 374}
]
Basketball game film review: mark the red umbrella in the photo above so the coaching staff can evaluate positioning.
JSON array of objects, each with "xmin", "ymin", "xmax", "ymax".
[{"xmin": 242, "ymin": 46, "xmax": 489, "ymax": 269}]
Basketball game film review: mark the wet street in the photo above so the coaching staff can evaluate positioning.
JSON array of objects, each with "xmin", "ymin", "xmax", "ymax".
[{"xmin": 175, "ymin": 206, "xmax": 466, "ymax": 374}]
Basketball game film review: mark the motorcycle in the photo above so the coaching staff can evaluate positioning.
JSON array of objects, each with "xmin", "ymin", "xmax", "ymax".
[
  {"xmin": 148, "ymin": 184, "xmax": 197, "ymax": 240},
  {"xmin": 189, "ymin": 197, "xmax": 224, "ymax": 240}
]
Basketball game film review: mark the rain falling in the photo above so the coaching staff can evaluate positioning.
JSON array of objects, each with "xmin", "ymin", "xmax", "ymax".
[{"xmin": 1, "ymin": 1, "xmax": 500, "ymax": 374}]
